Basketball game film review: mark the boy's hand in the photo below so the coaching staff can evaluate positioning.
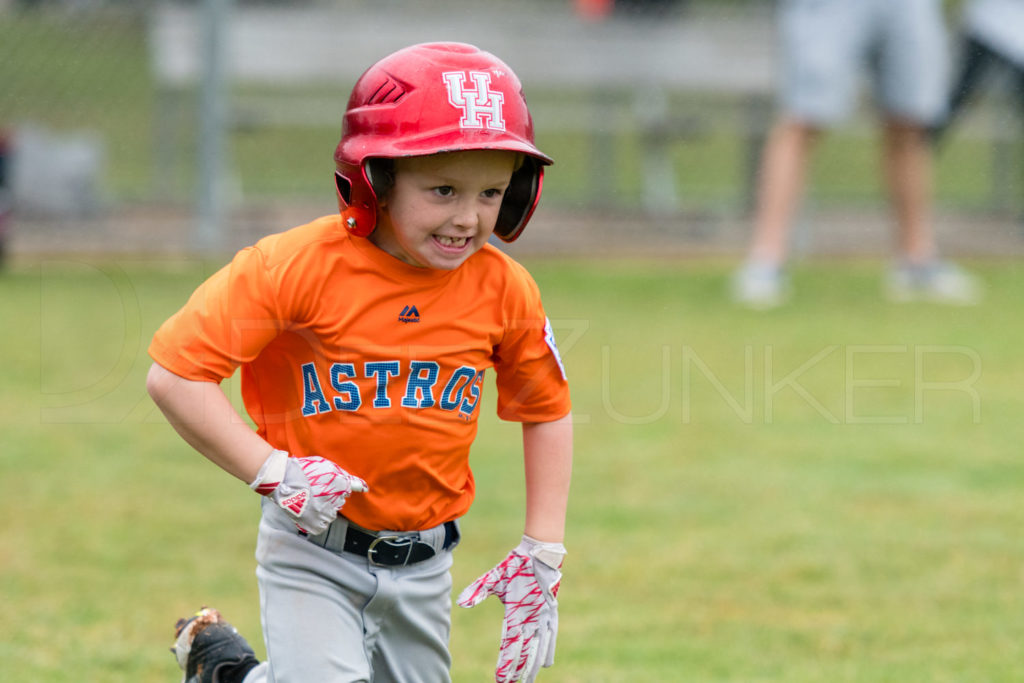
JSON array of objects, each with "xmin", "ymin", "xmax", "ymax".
[
  {"xmin": 249, "ymin": 450, "xmax": 368, "ymax": 535},
  {"xmin": 457, "ymin": 536, "xmax": 565, "ymax": 683}
]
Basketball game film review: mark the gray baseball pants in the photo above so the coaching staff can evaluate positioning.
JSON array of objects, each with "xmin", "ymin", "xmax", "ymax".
[{"xmin": 243, "ymin": 499, "xmax": 457, "ymax": 683}]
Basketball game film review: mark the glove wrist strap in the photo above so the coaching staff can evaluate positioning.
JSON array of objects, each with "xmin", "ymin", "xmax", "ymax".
[
  {"xmin": 249, "ymin": 449, "xmax": 289, "ymax": 495},
  {"xmin": 521, "ymin": 534, "xmax": 567, "ymax": 570}
]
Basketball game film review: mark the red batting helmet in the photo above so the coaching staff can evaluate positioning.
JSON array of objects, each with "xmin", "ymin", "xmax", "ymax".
[{"xmin": 334, "ymin": 42, "xmax": 552, "ymax": 242}]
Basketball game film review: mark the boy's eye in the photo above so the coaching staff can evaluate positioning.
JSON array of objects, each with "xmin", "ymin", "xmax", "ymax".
[
  {"xmin": 482, "ymin": 188, "xmax": 506, "ymax": 199},
  {"xmin": 434, "ymin": 186, "xmax": 454, "ymax": 197}
]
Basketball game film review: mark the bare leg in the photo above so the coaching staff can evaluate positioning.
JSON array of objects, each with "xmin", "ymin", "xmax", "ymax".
[
  {"xmin": 882, "ymin": 118, "xmax": 937, "ymax": 264},
  {"xmin": 732, "ymin": 118, "xmax": 822, "ymax": 307},
  {"xmin": 746, "ymin": 117, "xmax": 822, "ymax": 266},
  {"xmin": 882, "ymin": 117, "xmax": 981, "ymax": 304}
]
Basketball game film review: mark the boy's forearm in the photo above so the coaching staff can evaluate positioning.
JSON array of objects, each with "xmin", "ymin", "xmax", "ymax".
[
  {"xmin": 521, "ymin": 413, "xmax": 573, "ymax": 543},
  {"xmin": 146, "ymin": 362, "xmax": 273, "ymax": 484}
]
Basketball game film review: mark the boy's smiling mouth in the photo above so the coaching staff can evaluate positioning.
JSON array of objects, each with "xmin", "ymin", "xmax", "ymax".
[{"xmin": 434, "ymin": 235, "xmax": 469, "ymax": 249}]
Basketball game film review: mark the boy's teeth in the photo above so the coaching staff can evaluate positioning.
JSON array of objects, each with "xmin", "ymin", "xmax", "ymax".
[{"xmin": 438, "ymin": 236, "xmax": 466, "ymax": 246}]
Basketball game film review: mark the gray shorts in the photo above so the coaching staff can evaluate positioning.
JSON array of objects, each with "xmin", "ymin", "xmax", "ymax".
[
  {"xmin": 778, "ymin": 0, "xmax": 950, "ymax": 126},
  {"xmin": 247, "ymin": 499, "xmax": 458, "ymax": 682}
]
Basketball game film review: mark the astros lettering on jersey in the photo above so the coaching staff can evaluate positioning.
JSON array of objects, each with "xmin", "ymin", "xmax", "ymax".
[{"xmin": 149, "ymin": 214, "xmax": 571, "ymax": 532}]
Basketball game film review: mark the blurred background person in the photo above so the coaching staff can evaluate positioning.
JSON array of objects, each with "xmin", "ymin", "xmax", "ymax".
[
  {"xmin": 732, "ymin": 0, "xmax": 982, "ymax": 309},
  {"xmin": 931, "ymin": 0, "xmax": 1024, "ymax": 144}
]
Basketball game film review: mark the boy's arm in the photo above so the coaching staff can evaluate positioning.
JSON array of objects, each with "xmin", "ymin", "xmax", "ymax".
[
  {"xmin": 145, "ymin": 361, "xmax": 273, "ymax": 483},
  {"xmin": 146, "ymin": 361, "xmax": 367, "ymax": 535},
  {"xmin": 457, "ymin": 412, "xmax": 572, "ymax": 682},
  {"xmin": 522, "ymin": 412, "xmax": 573, "ymax": 543}
]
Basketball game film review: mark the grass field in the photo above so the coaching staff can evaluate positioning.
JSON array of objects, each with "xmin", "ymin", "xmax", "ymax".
[{"xmin": 2, "ymin": 255, "xmax": 1023, "ymax": 681}]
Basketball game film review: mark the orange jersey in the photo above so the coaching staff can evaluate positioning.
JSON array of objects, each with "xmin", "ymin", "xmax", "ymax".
[{"xmin": 149, "ymin": 215, "xmax": 571, "ymax": 531}]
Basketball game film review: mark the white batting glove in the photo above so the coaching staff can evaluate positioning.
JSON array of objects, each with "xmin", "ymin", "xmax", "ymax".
[
  {"xmin": 249, "ymin": 449, "xmax": 368, "ymax": 536},
  {"xmin": 457, "ymin": 535, "xmax": 566, "ymax": 683}
]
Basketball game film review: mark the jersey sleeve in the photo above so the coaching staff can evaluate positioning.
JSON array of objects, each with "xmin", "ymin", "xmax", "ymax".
[
  {"xmin": 492, "ymin": 263, "xmax": 571, "ymax": 422},
  {"xmin": 148, "ymin": 245, "xmax": 286, "ymax": 382}
]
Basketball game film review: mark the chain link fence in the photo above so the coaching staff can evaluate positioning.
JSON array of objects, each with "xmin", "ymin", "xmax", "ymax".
[{"xmin": 1, "ymin": 0, "xmax": 1020, "ymax": 257}]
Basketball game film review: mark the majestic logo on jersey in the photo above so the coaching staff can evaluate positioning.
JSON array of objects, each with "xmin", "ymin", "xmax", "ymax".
[
  {"xmin": 442, "ymin": 71, "xmax": 506, "ymax": 131},
  {"xmin": 398, "ymin": 305, "xmax": 420, "ymax": 323}
]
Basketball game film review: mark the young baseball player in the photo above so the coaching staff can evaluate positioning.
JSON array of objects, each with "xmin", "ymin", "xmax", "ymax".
[{"xmin": 146, "ymin": 42, "xmax": 572, "ymax": 683}]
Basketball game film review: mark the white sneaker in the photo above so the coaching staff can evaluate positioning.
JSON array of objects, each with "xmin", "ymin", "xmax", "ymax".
[
  {"xmin": 731, "ymin": 262, "xmax": 788, "ymax": 309},
  {"xmin": 886, "ymin": 261, "xmax": 982, "ymax": 305}
]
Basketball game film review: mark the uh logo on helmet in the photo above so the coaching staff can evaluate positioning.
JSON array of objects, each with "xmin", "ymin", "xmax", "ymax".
[{"xmin": 333, "ymin": 42, "xmax": 552, "ymax": 243}]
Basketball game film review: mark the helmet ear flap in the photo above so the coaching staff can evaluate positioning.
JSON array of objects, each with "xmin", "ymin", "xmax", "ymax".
[
  {"xmin": 335, "ymin": 159, "xmax": 393, "ymax": 237},
  {"xmin": 494, "ymin": 158, "xmax": 544, "ymax": 243}
]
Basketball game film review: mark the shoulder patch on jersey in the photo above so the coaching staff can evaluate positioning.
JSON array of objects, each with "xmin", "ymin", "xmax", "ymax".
[{"xmin": 543, "ymin": 317, "xmax": 567, "ymax": 380}]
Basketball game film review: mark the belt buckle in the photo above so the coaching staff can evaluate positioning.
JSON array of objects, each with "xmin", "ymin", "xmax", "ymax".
[{"xmin": 368, "ymin": 534, "xmax": 414, "ymax": 567}]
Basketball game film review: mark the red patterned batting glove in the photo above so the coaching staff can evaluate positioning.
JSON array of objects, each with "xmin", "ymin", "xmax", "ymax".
[
  {"xmin": 249, "ymin": 450, "xmax": 368, "ymax": 536},
  {"xmin": 457, "ymin": 535, "xmax": 566, "ymax": 683}
]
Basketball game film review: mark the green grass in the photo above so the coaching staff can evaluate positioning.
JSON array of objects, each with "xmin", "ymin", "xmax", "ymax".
[{"xmin": 2, "ymin": 256, "xmax": 1023, "ymax": 681}]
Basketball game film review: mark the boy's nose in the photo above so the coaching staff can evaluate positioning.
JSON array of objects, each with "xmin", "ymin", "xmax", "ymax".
[{"xmin": 451, "ymin": 202, "xmax": 480, "ymax": 230}]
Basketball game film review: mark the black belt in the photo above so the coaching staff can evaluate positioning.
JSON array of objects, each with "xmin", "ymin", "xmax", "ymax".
[{"xmin": 340, "ymin": 521, "xmax": 459, "ymax": 567}]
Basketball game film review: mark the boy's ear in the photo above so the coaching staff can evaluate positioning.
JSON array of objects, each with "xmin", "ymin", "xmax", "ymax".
[{"xmin": 365, "ymin": 158, "xmax": 395, "ymax": 199}]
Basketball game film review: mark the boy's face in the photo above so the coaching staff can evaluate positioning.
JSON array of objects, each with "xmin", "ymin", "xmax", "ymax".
[{"xmin": 370, "ymin": 150, "xmax": 517, "ymax": 270}]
